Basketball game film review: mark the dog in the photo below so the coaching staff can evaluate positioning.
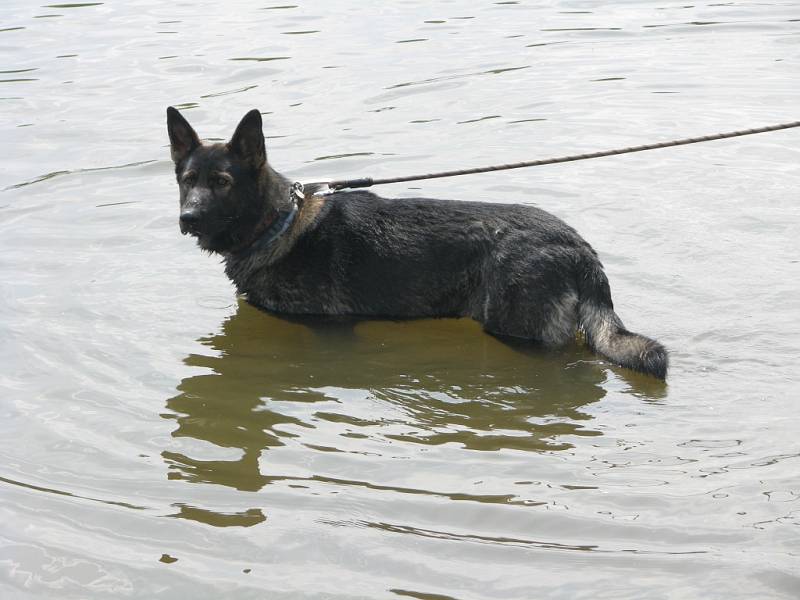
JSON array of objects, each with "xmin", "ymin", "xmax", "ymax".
[{"xmin": 166, "ymin": 107, "xmax": 668, "ymax": 379}]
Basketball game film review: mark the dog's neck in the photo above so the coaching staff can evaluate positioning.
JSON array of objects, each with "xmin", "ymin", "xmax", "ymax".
[
  {"xmin": 227, "ymin": 165, "xmax": 295, "ymax": 256},
  {"xmin": 262, "ymin": 164, "xmax": 294, "ymax": 213}
]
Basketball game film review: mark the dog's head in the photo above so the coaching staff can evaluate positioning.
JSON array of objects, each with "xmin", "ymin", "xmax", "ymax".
[{"xmin": 166, "ymin": 107, "xmax": 271, "ymax": 253}]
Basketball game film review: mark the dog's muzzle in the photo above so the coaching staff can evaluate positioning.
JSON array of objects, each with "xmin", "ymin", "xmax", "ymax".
[{"xmin": 179, "ymin": 209, "xmax": 202, "ymax": 235}]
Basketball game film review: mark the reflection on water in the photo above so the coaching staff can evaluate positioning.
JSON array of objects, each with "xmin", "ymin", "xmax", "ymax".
[
  {"xmin": 161, "ymin": 300, "xmax": 638, "ymax": 525},
  {"xmin": 3, "ymin": 0, "xmax": 798, "ymax": 595}
]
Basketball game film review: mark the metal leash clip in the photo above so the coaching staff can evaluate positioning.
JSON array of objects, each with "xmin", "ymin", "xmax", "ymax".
[{"xmin": 291, "ymin": 181, "xmax": 305, "ymax": 205}]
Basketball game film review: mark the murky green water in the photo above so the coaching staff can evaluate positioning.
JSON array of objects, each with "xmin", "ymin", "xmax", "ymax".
[{"xmin": 2, "ymin": 1, "xmax": 799, "ymax": 598}]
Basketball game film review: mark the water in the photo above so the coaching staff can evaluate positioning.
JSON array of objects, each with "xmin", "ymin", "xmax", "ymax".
[{"xmin": 1, "ymin": 1, "xmax": 799, "ymax": 598}]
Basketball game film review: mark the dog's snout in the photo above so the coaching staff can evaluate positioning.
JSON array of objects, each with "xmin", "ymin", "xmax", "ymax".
[
  {"xmin": 179, "ymin": 209, "xmax": 202, "ymax": 233},
  {"xmin": 180, "ymin": 210, "xmax": 200, "ymax": 224}
]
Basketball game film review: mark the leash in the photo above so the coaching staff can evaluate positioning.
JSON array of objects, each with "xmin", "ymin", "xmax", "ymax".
[{"xmin": 325, "ymin": 120, "xmax": 800, "ymax": 191}]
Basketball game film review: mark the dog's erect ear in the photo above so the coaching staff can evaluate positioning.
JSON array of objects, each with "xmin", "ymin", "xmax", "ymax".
[
  {"xmin": 229, "ymin": 109, "xmax": 266, "ymax": 169},
  {"xmin": 167, "ymin": 106, "xmax": 201, "ymax": 164}
]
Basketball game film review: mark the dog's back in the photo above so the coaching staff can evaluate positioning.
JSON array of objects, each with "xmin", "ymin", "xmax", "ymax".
[{"xmin": 227, "ymin": 191, "xmax": 588, "ymax": 317}]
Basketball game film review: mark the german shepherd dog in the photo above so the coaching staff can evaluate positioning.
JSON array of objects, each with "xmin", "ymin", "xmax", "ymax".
[{"xmin": 167, "ymin": 107, "xmax": 668, "ymax": 379}]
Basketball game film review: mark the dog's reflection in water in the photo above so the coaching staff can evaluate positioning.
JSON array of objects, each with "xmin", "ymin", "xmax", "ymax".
[{"xmin": 162, "ymin": 300, "xmax": 659, "ymax": 526}]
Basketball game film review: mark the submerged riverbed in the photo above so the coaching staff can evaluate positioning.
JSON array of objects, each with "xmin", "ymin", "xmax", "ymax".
[{"xmin": 1, "ymin": 1, "xmax": 799, "ymax": 598}]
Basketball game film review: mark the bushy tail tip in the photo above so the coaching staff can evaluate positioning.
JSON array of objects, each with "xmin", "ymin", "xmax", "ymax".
[{"xmin": 581, "ymin": 304, "xmax": 668, "ymax": 380}]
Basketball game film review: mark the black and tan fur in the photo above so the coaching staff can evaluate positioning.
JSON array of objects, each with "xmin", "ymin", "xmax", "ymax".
[{"xmin": 167, "ymin": 107, "xmax": 668, "ymax": 379}]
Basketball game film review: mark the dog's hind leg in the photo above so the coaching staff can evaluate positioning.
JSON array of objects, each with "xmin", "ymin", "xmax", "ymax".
[
  {"xmin": 537, "ymin": 291, "xmax": 580, "ymax": 346},
  {"xmin": 474, "ymin": 244, "xmax": 581, "ymax": 346},
  {"xmin": 479, "ymin": 287, "xmax": 579, "ymax": 346}
]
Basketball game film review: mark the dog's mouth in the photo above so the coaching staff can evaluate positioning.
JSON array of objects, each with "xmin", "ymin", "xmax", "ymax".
[
  {"xmin": 180, "ymin": 219, "xmax": 225, "ymax": 253},
  {"xmin": 179, "ymin": 219, "xmax": 199, "ymax": 236}
]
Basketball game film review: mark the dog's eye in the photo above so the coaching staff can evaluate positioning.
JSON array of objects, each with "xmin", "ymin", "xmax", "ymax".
[
  {"xmin": 213, "ymin": 176, "xmax": 231, "ymax": 188},
  {"xmin": 181, "ymin": 173, "xmax": 196, "ymax": 186}
]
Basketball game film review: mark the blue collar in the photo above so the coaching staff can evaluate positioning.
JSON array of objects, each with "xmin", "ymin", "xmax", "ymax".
[
  {"xmin": 251, "ymin": 203, "xmax": 297, "ymax": 252},
  {"xmin": 242, "ymin": 182, "xmax": 303, "ymax": 255}
]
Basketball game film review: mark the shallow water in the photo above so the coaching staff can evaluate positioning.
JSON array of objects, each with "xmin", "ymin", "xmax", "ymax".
[{"xmin": 1, "ymin": 1, "xmax": 799, "ymax": 598}]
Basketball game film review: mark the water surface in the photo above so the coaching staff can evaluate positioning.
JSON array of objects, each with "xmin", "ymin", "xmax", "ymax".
[{"xmin": 1, "ymin": 1, "xmax": 799, "ymax": 598}]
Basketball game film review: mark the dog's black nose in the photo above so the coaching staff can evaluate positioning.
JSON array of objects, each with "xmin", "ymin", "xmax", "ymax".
[{"xmin": 179, "ymin": 210, "xmax": 201, "ymax": 233}]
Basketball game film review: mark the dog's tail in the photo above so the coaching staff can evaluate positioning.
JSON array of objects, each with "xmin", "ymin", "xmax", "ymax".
[{"xmin": 577, "ymin": 255, "xmax": 668, "ymax": 379}]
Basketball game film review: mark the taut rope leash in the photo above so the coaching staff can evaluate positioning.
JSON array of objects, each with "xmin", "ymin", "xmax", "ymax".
[{"xmin": 325, "ymin": 120, "xmax": 800, "ymax": 191}]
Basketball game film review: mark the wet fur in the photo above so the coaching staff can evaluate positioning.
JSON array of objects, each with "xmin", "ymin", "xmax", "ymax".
[{"xmin": 167, "ymin": 107, "xmax": 668, "ymax": 379}]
